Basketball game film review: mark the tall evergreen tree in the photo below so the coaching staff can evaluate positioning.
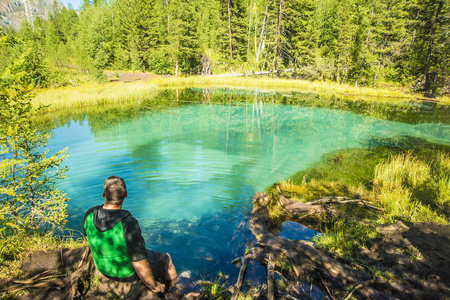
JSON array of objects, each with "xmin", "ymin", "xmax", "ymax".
[
  {"xmin": 167, "ymin": 0, "xmax": 199, "ymax": 76},
  {"xmin": 77, "ymin": 0, "xmax": 114, "ymax": 77},
  {"xmin": 282, "ymin": 0, "xmax": 317, "ymax": 68},
  {"xmin": 347, "ymin": 0, "xmax": 373, "ymax": 84},
  {"xmin": 115, "ymin": 0, "xmax": 159, "ymax": 70},
  {"xmin": 366, "ymin": 0, "xmax": 408, "ymax": 85},
  {"xmin": 408, "ymin": 0, "xmax": 449, "ymax": 97}
]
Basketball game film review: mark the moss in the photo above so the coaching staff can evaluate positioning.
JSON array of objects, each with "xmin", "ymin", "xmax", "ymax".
[{"xmin": 274, "ymin": 254, "xmax": 293, "ymax": 275}]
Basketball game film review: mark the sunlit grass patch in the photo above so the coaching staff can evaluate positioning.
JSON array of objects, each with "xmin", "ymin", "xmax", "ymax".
[
  {"xmin": 278, "ymin": 179, "xmax": 362, "ymax": 202},
  {"xmin": 278, "ymin": 146, "xmax": 449, "ymax": 256},
  {"xmin": 149, "ymin": 76, "xmax": 429, "ymax": 103},
  {"xmin": 312, "ymin": 219, "xmax": 380, "ymax": 256},
  {"xmin": 0, "ymin": 231, "xmax": 86, "ymax": 280},
  {"xmin": 374, "ymin": 152, "xmax": 449, "ymax": 223},
  {"xmin": 32, "ymin": 81, "xmax": 158, "ymax": 112},
  {"xmin": 200, "ymin": 272, "xmax": 230, "ymax": 299}
]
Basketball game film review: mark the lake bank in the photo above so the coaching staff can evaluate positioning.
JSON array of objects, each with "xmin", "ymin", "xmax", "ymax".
[
  {"xmin": 31, "ymin": 76, "xmax": 450, "ymax": 112},
  {"xmin": 3, "ymin": 182, "xmax": 449, "ymax": 299}
]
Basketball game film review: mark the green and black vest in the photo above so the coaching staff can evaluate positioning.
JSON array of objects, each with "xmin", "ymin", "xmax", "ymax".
[{"xmin": 82, "ymin": 206, "xmax": 147, "ymax": 280}]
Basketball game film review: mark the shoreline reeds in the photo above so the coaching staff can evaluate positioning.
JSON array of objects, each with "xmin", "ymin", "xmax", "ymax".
[{"xmin": 32, "ymin": 76, "xmax": 450, "ymax": 111}]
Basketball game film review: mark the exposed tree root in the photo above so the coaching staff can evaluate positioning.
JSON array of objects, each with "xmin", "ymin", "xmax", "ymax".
[{"xmin": 236, "ymin": 191, "xmax": 449, "ymax": 300}]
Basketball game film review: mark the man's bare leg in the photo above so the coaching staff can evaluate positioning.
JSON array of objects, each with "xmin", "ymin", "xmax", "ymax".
[{"xmin": 164, "ymin": 255, "xmax": 178, "ymax": 289}]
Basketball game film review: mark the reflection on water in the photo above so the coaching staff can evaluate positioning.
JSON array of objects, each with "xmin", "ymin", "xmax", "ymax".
[
  {"xmin": 278, "ymin": 221, "xmax": 318, "ymax": 241},
  {"xmin": 47, "ymin": 90, "xmax": 450, "ymax": 281}
]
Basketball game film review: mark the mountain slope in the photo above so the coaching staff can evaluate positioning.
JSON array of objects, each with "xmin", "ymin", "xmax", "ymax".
[{"xmin": 0, "ymin": 0, "xmax": 63, "ymax": 31}]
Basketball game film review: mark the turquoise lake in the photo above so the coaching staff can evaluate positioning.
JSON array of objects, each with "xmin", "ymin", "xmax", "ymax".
[{"xmin": 46, "ymin": 89, "xmax": 450, "ymax": 282}]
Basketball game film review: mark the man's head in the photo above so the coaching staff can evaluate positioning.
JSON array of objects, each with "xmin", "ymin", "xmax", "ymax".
[{"xmin": 103, "ymin": 176, "xmax": 128, "ymax": 205}]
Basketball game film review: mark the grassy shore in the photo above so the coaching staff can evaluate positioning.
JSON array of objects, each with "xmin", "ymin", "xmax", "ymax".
[
  {"xmin": 0, "ymin": 232, "xmax": 85, "ymax": 280},
  {"xmin": 270, "ymin": 145, "xmax": 450, "ymax": 256},
  {"xmin": 32, "ymin": 75, "xmax": 450, "ymax": 111},
  {"xmin": 32, "ymin": 81, "xmax": 158, "ymax": 111}
]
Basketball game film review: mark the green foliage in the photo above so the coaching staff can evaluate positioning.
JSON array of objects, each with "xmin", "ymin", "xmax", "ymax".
[
  {"xmin": 408, "ymin": 0, "xmax": 450, "ymax": 96},
  {"xmin": 147, "ymin": 49, "xmax": 172, "ymax": 75},
  {"xmin": 374, "ymin": 152, "xmax": 449, "ymax": 223},
  {"xmin": 282, "ymin": 0, "xmax": 318, "ymax": 68},
  {"xmin": 313, "ymin": 218, "xmax": 380, "ymax": 256},
  {"xmin": 200, "ymin": 272, "xmax": 230, "ymax": 299},
  {"xmin": 2, "ymin": 0, "xmax": 448, "ymax": 92},
  {"xmin": 114, "ymin": 0, "xmax": 160, "ymax": 70},
  {"xmin": 3, "ymin": 41, "xmax": 50, "ymax": 87},
  {"xmin": 167, "ymin": 0, "xmax": 200, "ymax": 75},
  {"xmin": 0, "ymin": 40, "xmax": 69, "ymax": 237}
]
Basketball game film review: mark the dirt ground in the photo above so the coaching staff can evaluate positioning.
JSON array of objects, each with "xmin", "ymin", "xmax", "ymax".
[
  {"xmin": 367, "ymin": 221, "xmax": 450, "ymax": 295},
  {"xmin": 104, "ymin": 71, "xmax": 161, "ymax": 83}
]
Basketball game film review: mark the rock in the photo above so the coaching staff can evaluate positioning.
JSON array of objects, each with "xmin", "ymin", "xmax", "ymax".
[
  {"xmin": 179, "ymin": 271, "xmax": 191, "ymax": 279},
  {"xmin": 21, "ymin": 247, "xmax": 86, "ymax": 276}
]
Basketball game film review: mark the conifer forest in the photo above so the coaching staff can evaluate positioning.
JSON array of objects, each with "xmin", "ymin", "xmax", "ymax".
[{"xmin": 0, "ymin": 0, "xmax": 449, "ymax": 97}]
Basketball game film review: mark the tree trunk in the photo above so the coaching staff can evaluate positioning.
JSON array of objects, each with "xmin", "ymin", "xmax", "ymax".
[
  {"xmin": 228, "ymin": 0, "xmax": 233, "ymax": 63},
  {"xmin": 424, "ymin": 0, "xmax": 444, "ymax": 97},
  {"xmin": 175, "ymin": 40, "xmax": 179, "ymax": 77},
  {"xmin": 276, "ymin": 0, "xmax": 282, "ymax": 68},
  {"xmin": 247, "ymin": 0, "xmax": 252, "ymax": 62},
  {"xmin": 255, "ymin": 0, "xmax": 269, "ymax": 71}
]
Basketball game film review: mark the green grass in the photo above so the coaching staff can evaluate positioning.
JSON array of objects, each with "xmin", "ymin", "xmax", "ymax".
[
  {"xmin": 374, "ymin": 152, "xmax": 450, "ymax": 223},
  {"xmin": 31, "ymin": 75, "xmax": 450, "ymax": 113},
  {"xmin": 289, "ymin": 147, "xmax": 404, "ymax": 188},
  {"xmin": 271, "ymin": 144, "xmax": 450, "ymax": 255},
  {"xmin": 312, "ymin": 220, "xmax": 380, "ymax": 256},
  {"xmin": 200, "ymin": 272, "xmax": 230, "ymax": 300},
  {"xmin": 0, "ymin": 231, "xmax": 86, "ymax": 280},
  {"xmin": 32, "ymin": 81, "xmax": 158, "ymax": 112}
]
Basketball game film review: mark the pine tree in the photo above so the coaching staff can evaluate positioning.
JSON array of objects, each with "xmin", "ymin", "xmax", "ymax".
[
  {"xmin": 115, "ymin": 0, "xmax": 159, "ymax": 70},
  {"xmin": 167, "ymin": 0, "xmax": 199, "ymax": 76},
  {"xmin": 282, "ymin": 0, "xmax": 318, "ymax": 68},
  {"xmin": 76, "ymin": 0, "xmax": 114, "ymax": 77},
  {"xmin": 347, "ymin": 0, "xmax": 373, "ymax": 85},
  {"xmin": 408, "ymin": 0, "xmax": 449, "ymax": 97},
  {"xmin": 366, "ymin": 0, "xmax": 408, "ymax": 85},
  {"xmin": 230, "ymin": 0, "xmax": 249, "ymax": 62}
]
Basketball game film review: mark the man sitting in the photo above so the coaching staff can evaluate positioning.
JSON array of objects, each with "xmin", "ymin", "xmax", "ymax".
[{"xmin": 82, "ymin": 175, "xmax": 177, "ymax": 297}]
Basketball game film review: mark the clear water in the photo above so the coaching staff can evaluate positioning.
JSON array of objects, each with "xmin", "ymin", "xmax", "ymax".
[
  {"xmin": 47, "ymin": 97, "xmax": 450, "ymax": 282},
  {"xmin": 278, "ymin": 221, "xmax": 318, "ymax": 241}
]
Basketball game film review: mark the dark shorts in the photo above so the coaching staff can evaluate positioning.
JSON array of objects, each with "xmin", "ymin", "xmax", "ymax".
[
  {"xmin": 93, "ymin": 250, "xmax": 172, "ymax": 298},
  {"xmin": 147, "ymin": 250, "xmax": 171, "ymax": 280}
]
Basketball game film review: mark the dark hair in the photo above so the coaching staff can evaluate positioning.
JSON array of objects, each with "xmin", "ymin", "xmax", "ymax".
[{"xmin": 103, "ymin": 176, "xmax": 127, "ymax": 204}]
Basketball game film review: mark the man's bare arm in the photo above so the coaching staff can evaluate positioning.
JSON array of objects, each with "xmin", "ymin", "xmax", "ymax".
[{"xmin": 132, "ymin": 259, "xmax": 165, "ymax": 293}]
